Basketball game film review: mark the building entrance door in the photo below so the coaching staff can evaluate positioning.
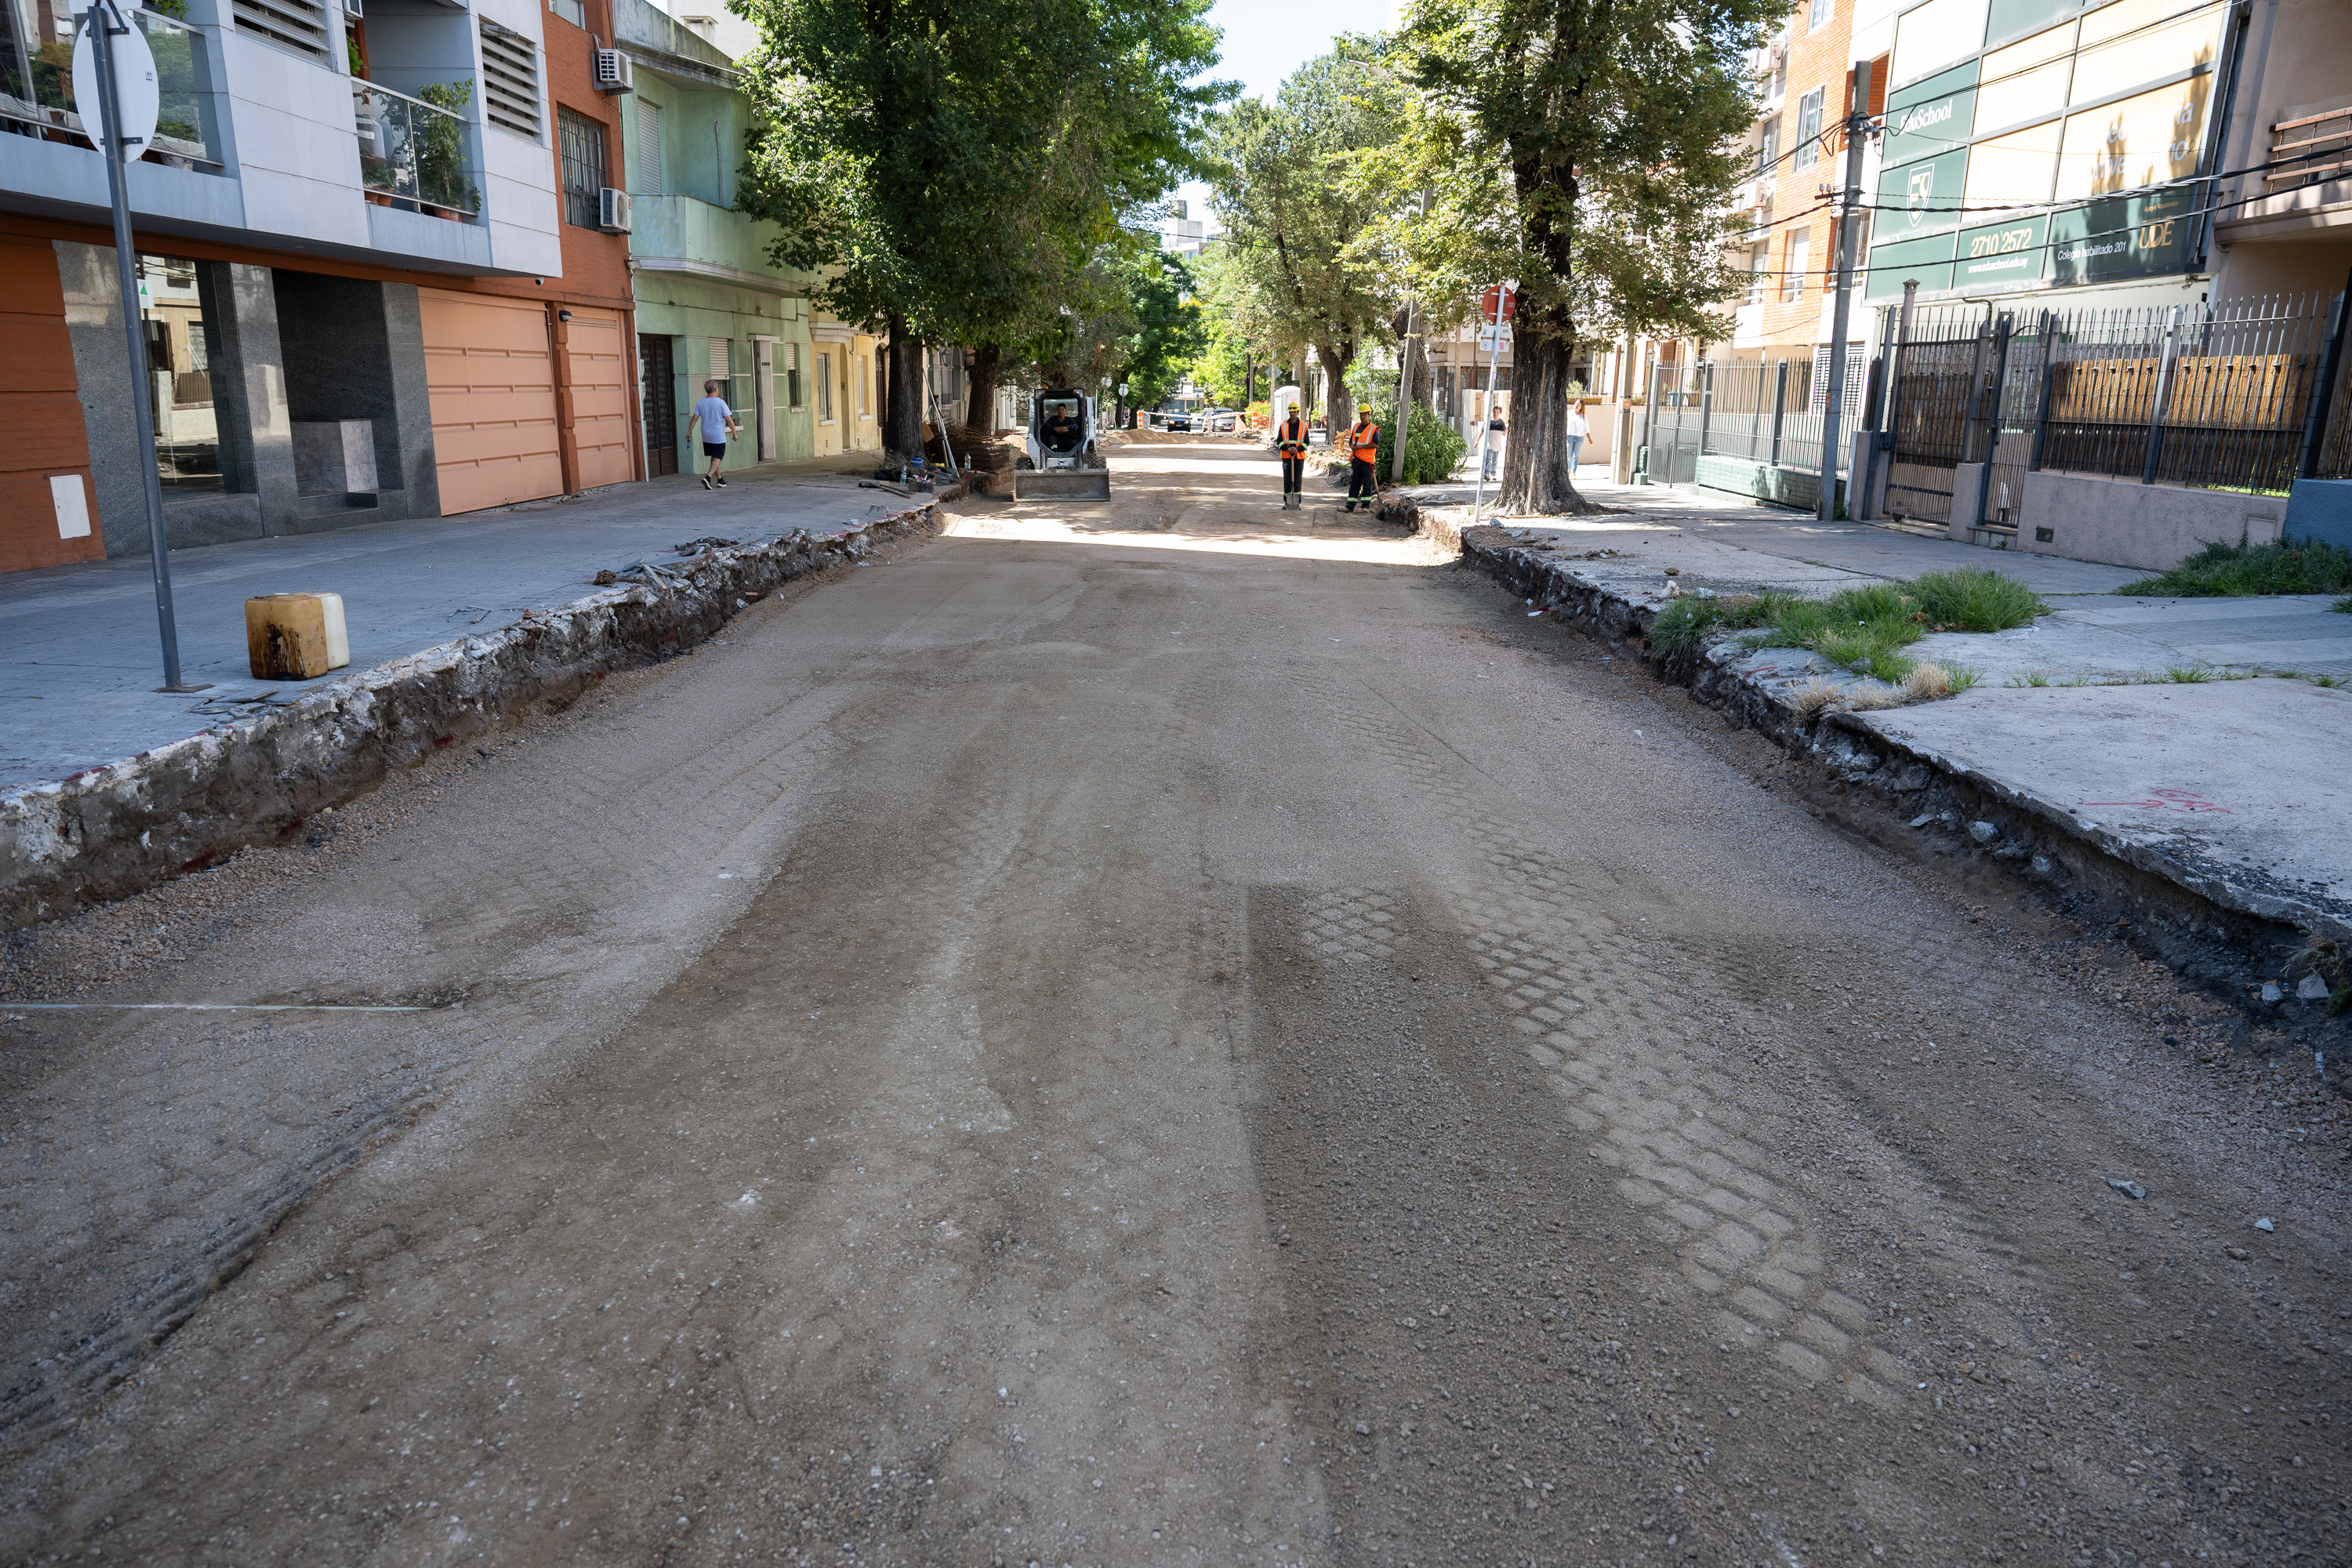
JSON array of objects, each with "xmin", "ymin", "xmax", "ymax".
[
  {"xmin": 639, "ymin": 334, "xmax": 677, "ymax": 477},
  {"xmin": 754, "ymin": 339, "xmax": 776, "ymax": 463}
]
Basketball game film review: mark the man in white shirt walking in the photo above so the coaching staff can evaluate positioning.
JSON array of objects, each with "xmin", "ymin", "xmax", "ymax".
[
  {"xmin": 691, "ymin": 380, "xmax": 739, "ymax": 489},
  {"xmin": 1563, "ymin": 400, "xmax": 1591, "ymax": 473}
]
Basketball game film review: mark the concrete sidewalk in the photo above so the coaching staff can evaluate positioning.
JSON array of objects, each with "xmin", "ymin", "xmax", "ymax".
[
  {"xmin": 1400, "ymin": 477, "xmax": 2352, "ymax": 949},
  {"xmin": 0, "ymin": 470, "xmax": 920, "ymax": 791},
  {"xmin": 1425, "ymin": 474, "xmax": 2352, "ymax": 679}
]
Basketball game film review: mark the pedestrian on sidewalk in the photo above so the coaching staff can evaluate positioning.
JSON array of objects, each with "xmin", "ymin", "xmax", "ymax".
[
  {"xmin": 1563, "ymin": 400, "xmax": 1590, "ymax": 472},
  {"xmin": 1273, "ymin": 408, "xmax": 1308, "ymax": 510},
  {"xmin": 1343, "ymin": 411, "xmax": 1380, "ymax": 512},
  {"xmin": 692, "ymin": 381, "xmax": 739, "ymax": 489}
]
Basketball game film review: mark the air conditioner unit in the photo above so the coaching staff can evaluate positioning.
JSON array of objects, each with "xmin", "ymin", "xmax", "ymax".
[
  {"xmin": 593, "ymin": 48, "xmax": 633, "ymax": 93},
  {"xmin": 598, "ymin": 187, "xmax": 633, "ymax": 234}
]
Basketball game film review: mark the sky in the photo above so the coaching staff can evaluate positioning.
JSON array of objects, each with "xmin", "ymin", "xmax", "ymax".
[{"xmin": 1171, "ymin": 0, "xmax": 1398, "ymax": 237}]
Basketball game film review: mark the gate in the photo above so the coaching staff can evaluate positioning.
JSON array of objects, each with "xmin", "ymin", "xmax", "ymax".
[
  {"xmin": 1879, "ymin": 308, "xmax": 1983, "ymax": 526},
  {"xmin": 638, "ymin": 334, "xmax": 677, "ymax": 478},
  {"xmin": 1644, "ymin": 361, "xmax": 1705, "ymax": 485}
]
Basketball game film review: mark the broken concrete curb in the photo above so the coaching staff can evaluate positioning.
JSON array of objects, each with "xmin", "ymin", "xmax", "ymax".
[
  {"xmin": 1376, "ymin": 492, "xmax": 2352, "ymax": 956},
  {"xmin": 0, "ymin": 505, "xmax": 940, "ymax": 932}
]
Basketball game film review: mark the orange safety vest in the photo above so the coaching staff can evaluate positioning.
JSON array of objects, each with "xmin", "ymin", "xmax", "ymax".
[
  {"xmin": 1276, "ymin": 418, "xmax": 1308, "ymax": 456},
  {"xmin": 1349, "ymin": 420, "xmax": 1379, "ymax": 462}
]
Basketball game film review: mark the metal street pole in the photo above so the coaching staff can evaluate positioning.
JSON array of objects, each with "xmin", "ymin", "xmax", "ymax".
[
  {"xmin": 1470, "ymin": 284, "xmax": 1507, "ymax": 524},
  {"xmin": 1818, "ymin": 59, "xmax": 1874, "ymax": 524},
  {"xmin": 1389, "ymin": 298, "xmax": 1416, "ymax": 484},
  {"xmin": 85, "ymin": 0, "xmax": 201, "ymax": 691}
]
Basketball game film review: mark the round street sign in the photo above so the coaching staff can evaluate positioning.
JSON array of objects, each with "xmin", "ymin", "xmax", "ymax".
[
  {"xmin": 1479, "ymin": 284, "xmax": 1518, "ymax": 321},
  {"xmin": 72, "ymin": 4, "xmax": 162, "ymax": 160}
]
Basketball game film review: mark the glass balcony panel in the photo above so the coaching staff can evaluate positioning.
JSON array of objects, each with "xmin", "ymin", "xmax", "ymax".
[
  {"xmin": 0, "ymin": 2, "xmax": 217, "ymax": 165},
  {"xmin": 352, "ymin": 78, "xmax": 479, "ymax": 216}
]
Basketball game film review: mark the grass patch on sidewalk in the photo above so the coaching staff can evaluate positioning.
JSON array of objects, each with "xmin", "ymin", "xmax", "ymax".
[
  {"xmin": 1648, "ymin": 568, "xmax": 2045, "ymax": 691},
  {"xmin": 2114, "ymin": 539, "xmax": 2352, "ymax": 598}
]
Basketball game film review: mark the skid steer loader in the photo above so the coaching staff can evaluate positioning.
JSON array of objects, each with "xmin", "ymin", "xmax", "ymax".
[{"xmin": 1011, "ymin": 388, "xmax": 1111, "ymax": 500}]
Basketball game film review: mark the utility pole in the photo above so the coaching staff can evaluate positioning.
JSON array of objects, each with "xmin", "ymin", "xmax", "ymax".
[
  {"xmin": 1818, "ymin": 58, "xmax": 1874, "ymax": 524},
  {"xmin": 1389, "ymin": 299, "xmax": 1416, "ymax": 484},
  {"xmin": 1470, "ymin": 283, "xmax": 1508, "ymax": 524},
  {"xmin": 81, "ymin": 0, "xmax": 203, "ymax": 691}
]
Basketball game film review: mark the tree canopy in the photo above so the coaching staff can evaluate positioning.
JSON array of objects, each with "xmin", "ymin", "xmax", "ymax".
[
  {"xmin": 1204, "ymin": 46, "xmax": 1409, "ymax": 432},
  {"xmin": 736, "ymin": 0, "xmax": 1225, "ymax": 452},
  {"xmin": 1370, "ymin": 0, "xmax": 1777, "ymax": 511}
]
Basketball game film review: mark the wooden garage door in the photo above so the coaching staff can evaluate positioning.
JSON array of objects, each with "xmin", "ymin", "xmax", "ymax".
[
  {"xmin": 567, "ymin": 306, "xmax": 634, "ymax": 490},
  {"xmin": 420, "ymin": 289, "xmax": 562, "ymax": 514}
]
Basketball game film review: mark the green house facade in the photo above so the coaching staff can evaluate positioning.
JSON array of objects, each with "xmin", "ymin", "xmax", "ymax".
[{"xmin": 613, "ymin": 0, "xmax": 816, "ymax": 476}]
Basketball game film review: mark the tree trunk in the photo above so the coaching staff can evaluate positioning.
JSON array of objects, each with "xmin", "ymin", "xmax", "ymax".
[
  {"xmin": 1317, "ymin": 342, "xmax": 1355, "ymax": 436},
  {"xmin": 1494, "ymin": 312, "xmax": 1599, "ymax": 515},
  {"xmin": 965, "ymin": 342, "xmax": 1000, "ymax": 430},
  {"xmin": 884, "ymin": 320, "xmax": 925, "ymax": 461}
]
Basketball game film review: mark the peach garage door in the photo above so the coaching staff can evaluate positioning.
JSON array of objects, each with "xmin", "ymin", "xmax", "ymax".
[
  {"xmin": 420, "ymin": 289, "xmax": 562, "ymax": 514},
  {"xmin": 566, "ymin": 307, "xmax": 634, "ymax": 489}
]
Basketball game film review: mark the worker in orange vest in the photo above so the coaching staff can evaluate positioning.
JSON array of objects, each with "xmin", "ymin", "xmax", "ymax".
[
  {"xmin": 1273, "ymin": 406, "xmax": 1309, "ymax": 510},
  {"xmin": 1343, "ymin": 411, "xmax": 1381, "ymax": 512}
]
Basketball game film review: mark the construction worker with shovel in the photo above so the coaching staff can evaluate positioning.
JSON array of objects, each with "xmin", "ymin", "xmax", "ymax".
[
  {"xmin": 1273, "ymin": 405, "xmax": 1309, "ymax": 510},
  {"xmin": 1343, "ymin": 409, "xmax": 1380, "ymax": 512}
]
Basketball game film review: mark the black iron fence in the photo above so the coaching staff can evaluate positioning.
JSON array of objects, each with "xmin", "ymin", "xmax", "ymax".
[{"xmin": 1866, "ymin": 287, "xmax": 2351, "ymax": 531}]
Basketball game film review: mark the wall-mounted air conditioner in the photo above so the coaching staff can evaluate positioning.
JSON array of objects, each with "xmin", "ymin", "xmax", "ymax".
[
  {"xmin": 594, "ymin": 48, "xmax": 633, "ymax": 93},
  {"xmin": 599, "ymin": 187, "xmax": 633, "ymax": 233}
]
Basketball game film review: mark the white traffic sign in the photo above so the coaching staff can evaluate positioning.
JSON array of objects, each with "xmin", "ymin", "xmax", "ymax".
[
  {"xmin": 72, "ymin": 2, "xmax": 160, "ymax": 158},
  {"xmin": 1477, "ymin": 322, "xmax": 1514, "ymax": 351}
]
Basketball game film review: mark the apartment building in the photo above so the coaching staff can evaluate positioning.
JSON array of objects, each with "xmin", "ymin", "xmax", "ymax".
[
  {"xmin": 0, "ymin": 0, "xmax": 637, "ymax": 575},
  {"xmin": 1860, "ymin": 0, "xmax": 2256, "ymax": 313},
  {"xmin": 613, "ymin": 0, "xmax": 831, "ymax": 477}
]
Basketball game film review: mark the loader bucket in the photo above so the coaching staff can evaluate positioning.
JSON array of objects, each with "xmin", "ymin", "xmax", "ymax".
[{"xmin": 1012, "ymin": 466, "xmax": 1112, "ymax": 501}]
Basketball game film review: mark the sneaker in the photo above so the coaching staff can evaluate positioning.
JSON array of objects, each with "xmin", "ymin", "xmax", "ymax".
[
  {"xmin": 700, "ymin": 474, "xmax": 713, "ymax": 490},
  {"xmin": 715, "ymin": 478, "xmax": 728, "ymax": 488}
]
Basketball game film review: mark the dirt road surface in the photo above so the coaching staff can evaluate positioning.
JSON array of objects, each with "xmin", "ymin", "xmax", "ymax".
[{"xmin": 2, "ymin": 437, "xmax": 2345, "ymax": 1567}]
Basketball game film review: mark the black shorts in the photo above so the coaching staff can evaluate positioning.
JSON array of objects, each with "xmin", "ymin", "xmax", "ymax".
[{"xmin": 702, "ymin": 441, "xmax": 728, "ymax": 459}]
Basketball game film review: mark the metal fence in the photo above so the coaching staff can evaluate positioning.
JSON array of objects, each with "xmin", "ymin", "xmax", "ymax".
[
  {"xmin": 2035, "ymin": 295, "xmax": 2333, "ymax": 495},
  {"xmin": 1694, "ymin": 350, "xmax": 1867, "ymax": 478},
  {"xmin": 1866, "ymin": 289, "xmax": 2350, "ymax": 532}
]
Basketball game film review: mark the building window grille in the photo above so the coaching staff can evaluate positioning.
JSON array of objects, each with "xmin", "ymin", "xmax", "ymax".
[
  {"xmin": 232, "ymin": 0, "xmax": 332, "ymax": 61},
  {"xmin": 479, "ymin": 20, "xmax": 542, "ymax": 140},
  {"xmin": 558, "ymin": 106, "xmax": 607, "ymax": 227},
  {"xmin": 1794, "ymin": 87, "xmax": 1824, "ymax": 169}
]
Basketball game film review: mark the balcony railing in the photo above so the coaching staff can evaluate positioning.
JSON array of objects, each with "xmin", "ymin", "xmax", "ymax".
[
  {"xmin": 0, "ymin": 3, "xmax": 220, "ymax": 167},
  {"xmin": 2263, "ymin": 103, "xmax": 2350, "ymax": 197},
  {"xmin": 352, "ymin": 79, "xmax": 479, "ymax": 216}
]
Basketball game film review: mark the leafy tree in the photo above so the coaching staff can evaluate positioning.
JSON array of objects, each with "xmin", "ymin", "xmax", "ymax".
[
  {"xmin": 1206, "ymin": 47, "xmax": 1409, "ymax": 434},
  {"xmin": 736, "ymin": 0, "xmax": 1225, "ymax": 454},
  {"xmin": 1109, "ymin": 248, "xmax": 1207, "ymax": 415},
  {"xmin": 1374, "ymin": 0, "xmax": 1775, "ymax": 513}
]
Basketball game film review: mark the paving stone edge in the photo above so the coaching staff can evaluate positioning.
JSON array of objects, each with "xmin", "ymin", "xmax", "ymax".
[
  {"xmin": 1379, "ymin": 492, "xmax": 2352, "ymax": 951},
  {"xmin": 0, "ymin": 503, "xmax": 943, "ymax": 932}
]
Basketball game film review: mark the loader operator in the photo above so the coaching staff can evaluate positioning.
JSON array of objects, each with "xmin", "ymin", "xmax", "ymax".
[
  {"xmin": 1042, "ymin": 404, "xmax": 1082, "ymax": 452},
  {"xmin": 1273, "ymin": 408, "xmax": 1309, "ymax": 510},
  {"xmin": 1344, "ymin": 412, "xmax": 1380, "ymax": 512}
]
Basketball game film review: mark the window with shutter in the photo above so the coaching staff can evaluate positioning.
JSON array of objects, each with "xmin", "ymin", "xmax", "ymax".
[
  {"xmin": 479, "ymin": 21, "xmax": 542, "ymax": 140},
  {"xmin": 233, "ymin": 0, "xmax": 332, "ymax": 61},
  {"xmin": 708, "ymin": 338, "xmax": 731, "ymax": 382},
  {"xmin": 635, "ymin": 100, "xmax": 664, "ymax": 193}
]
